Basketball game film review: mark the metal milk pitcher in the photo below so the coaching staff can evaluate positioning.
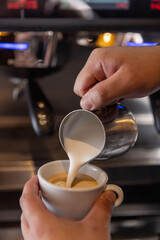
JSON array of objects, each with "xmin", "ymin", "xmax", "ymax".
[
  {"xmin": 94, "ymin": 104, "xmax": 138, "ymax": 160},
  {"xmin": 59, "ymin": 104, "xmax": 138, "ymax": 161}
]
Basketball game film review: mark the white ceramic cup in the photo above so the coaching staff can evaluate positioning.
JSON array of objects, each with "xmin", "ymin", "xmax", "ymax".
[{"xmin": 38, "ymin": 160, "xmax": 124, "ymax": 220}]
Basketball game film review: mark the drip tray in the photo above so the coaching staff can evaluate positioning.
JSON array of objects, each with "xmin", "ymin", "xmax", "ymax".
[
  {"xmin": 0, "ymin": 227, "xmax": 23, "ymax": 240},
  {"xmin": 0, "ymin": 160, "xmax": 35, "ymax": 190}
]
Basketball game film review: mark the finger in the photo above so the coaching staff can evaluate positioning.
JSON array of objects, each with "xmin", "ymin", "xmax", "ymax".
[
  {"xmin": 74, "ymin": 50, "xmax": 106, "ymax": 97},
  {"xmin": 20, "ymin": 176, "xmax": 55, "ymax": 226},
  {"xmin": 80, "ymin": 67, "xmax": 128, "ymax": 110},
  {"xmin": 84, "ymin": 190, "xmax": 116, "ymax": 224},
  {"xmin": 79, "ymin": 74, "xmax": 117, "ymax": 110},
  {"xmin": 21, "ymin": 213, "xmax": 30, "ymax": 240},
  {"xmin": 20, "ymin": 176, "xmax": 45, "ymax": 212},
  {"xmin": 74, "ymin": 69, "xmax": 97, "ymax": 97}
]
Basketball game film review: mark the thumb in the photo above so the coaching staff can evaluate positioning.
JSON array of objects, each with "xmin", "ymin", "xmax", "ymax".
[{"xmin": 85, "ymin": 190, "xmax": 116, "ymax": 223}]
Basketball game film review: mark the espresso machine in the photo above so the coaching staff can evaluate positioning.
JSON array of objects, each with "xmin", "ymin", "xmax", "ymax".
[{"xmin": 0, "ymin": 0, "xmax": 160, "ymax": 239}]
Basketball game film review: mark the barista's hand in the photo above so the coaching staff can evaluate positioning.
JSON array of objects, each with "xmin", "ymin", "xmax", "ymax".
[
  {"xmin": 74, "ymin": 46, "xmax": 160, "ymax": 110},
  {"xmin": 20, "ymin": 176, "xmax": 116, "ymax": 240}
]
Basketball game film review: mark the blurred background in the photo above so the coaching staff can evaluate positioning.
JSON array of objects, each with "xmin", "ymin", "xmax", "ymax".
[{"xmin": 0, "ymin": 0, "xmax": 160, "ymax": 239}]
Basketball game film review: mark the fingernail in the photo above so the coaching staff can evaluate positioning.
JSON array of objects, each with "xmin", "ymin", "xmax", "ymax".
[
  {"xmin": 81, "ymin": 95, "xmax": 93, "ymax": 110},
  {"xmin": 105, "ymin": 191, "xmax": 116, "ymax": 205}
]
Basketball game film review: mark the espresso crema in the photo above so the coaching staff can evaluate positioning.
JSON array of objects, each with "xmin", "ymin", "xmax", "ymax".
[{"xmin": 48, "ymin": 172, "xmax": 98, "ymax": 189}]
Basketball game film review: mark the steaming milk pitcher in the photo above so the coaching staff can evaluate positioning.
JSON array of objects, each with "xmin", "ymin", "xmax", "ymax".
[{"xmin": 59, "ymin": 104, "xmax": 138, "ymax": 160}]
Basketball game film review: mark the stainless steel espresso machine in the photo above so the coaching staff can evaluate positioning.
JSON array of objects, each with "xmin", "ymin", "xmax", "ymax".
[{"xmin": 0, "ymin": 0, "xmax": 160, "ymax": 239}]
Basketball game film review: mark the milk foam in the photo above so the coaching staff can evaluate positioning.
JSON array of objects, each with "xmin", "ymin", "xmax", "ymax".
[
  {"xmin": 64, "ymin": 137, "xmax": 100, "ymax": 188},
  {"xmin": 61, "ymin": 110, "xmax": 105, "ymax": 189},
  {"xmin": 48, "ymin": 171, "xmax": 98, "ymax": 189}
]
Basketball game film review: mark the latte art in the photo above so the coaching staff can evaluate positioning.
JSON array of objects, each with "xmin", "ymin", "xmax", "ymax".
[
  {"xmin": 54, "ymin": 181, "xmax": 66, "ymax": 188},
  {"xmin": 48, "ymin": 172, "xmax": 98, "ymax": 189}
]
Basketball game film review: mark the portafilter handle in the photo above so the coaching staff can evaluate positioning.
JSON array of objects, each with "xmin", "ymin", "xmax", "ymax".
[
  {"xmin": 25, "ymin": 78, "xmax": 54, "ymax": 137},
  {"xmin": 149, "ymin": 90, "xmax": 160, "ymax": 134}
]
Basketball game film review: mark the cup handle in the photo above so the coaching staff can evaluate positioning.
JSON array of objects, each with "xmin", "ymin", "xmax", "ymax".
[{"xmin": 105, "ymin": 184, "xmax": 124, "ymax": 207}]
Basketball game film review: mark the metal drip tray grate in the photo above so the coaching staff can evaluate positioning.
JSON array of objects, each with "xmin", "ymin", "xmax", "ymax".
[
  {"xmin": 0, "ymin": 160, "xmax": 35, "ymax": 190},
  {"xmin": 0, "ymin": 227, "xmax": 23, "ymax": 240}
]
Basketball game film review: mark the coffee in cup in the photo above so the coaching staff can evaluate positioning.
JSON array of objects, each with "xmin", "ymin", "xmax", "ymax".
[
  {"xmin": 48, "ymin": 172, "xmax": 98, "ymax": 189},
  {"xmin": 38, "ymin": 160, "xmax": 124, "ymax": 220}
]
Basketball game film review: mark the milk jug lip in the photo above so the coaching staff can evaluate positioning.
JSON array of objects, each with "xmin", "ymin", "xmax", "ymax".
[{"xmin": 59, "ymin": 108, "xmax": 106, "ymax": 157}]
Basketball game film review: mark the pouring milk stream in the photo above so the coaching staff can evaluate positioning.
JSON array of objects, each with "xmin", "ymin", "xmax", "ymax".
[{"xmin": 59, "ymin": 109, "xmax": 106, "ymax": 188}]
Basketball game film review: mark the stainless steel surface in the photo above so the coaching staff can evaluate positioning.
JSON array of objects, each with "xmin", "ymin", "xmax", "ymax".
[
  {"xmin": 7, "ymin": 31, "xmax": 59, "ymax": 68},
  {"xmin": 0, "ymin": 227, "xmax": 23, "ymax": 240},
  {"xmin": 59, "ymin": 105, "xmax": 138, "ymax": 161},
  {"xmin": 96, "ymin": 105, "xmax": 138, "ymax": 160},
  {"xmin": 0, "ymin": 160, "xmax": 35, "ymax": 190},
  {"xmin": 111, "ymin": 215, "xmax": 160, "ymax": 240}
]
